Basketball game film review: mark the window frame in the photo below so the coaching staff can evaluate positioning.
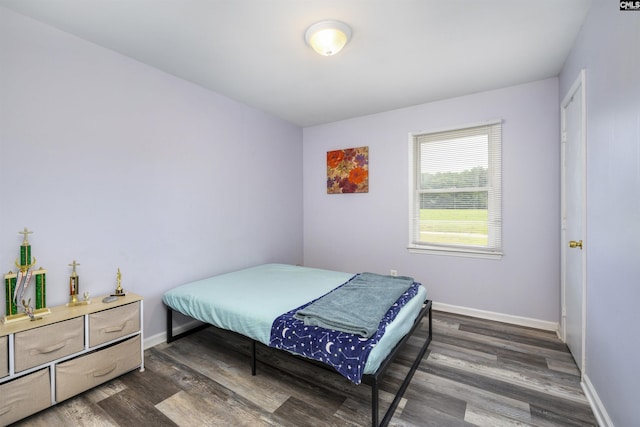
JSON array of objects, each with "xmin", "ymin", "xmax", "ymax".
[{"xmin": 407, "ymin": 120, "xmax": 503, "ymax": 259}]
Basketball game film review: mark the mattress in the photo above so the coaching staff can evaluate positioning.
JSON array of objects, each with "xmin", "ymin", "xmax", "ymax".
[{"xmin": 162, "ymin": 263, "xmax": 427, "ymax": 374}]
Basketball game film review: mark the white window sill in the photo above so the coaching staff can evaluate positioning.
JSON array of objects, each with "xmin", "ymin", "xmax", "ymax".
[{"xmin": 407, "ymin": 245, "xmax": 503, "ymax": 260}]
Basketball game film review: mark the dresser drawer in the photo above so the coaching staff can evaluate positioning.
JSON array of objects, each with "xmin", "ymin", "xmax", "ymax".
[
  {"xmin": 0, "ymin": 368, "xmax": 51, "ymax": 426},
  {"xmin": 56, "ymin": 334, "xmax": 141, "ymax": 402},
  {"xmin": 0, "ymin": 336, "xmax": 7, "ymax": 378},
  {"xmin": 15, "ymin": 317, "xmax": 84, "ymax": 372},
  {"xmin": 89, "ymin": 301, "xmax": 140, "ymax": 347}
]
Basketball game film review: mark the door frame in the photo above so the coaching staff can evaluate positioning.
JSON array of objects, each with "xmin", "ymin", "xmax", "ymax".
[{"xmin": 560, "ymin": 69, "xmax": 587, "ymax": 374}]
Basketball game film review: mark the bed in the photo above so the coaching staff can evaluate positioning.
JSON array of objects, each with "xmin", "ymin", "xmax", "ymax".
[{"xmin": 163, "ymin": 264, "xmax": 432, "ymax": 427}]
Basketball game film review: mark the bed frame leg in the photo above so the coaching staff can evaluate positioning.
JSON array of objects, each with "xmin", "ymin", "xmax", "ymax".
[
  {"xmin": 429, "ymin": 303, "xmax": 433, "ymax": 341},
  {"xmin": 165, "ymin": 305, "xmax": 209, "ymax": 343},
  {"xmin": 251, "ymin": 341, "xmax": 257, "ymax": 376},
  {"xmin": 166, "ymin": 306, "xmax": 175, "ymax": 343},
  {"xmin": 371, "ymin": 381, "xmax": 379, "ymax": 427}
]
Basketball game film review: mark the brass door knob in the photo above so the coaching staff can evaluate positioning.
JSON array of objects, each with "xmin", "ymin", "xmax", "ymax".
[{"xmin": 569, "ymin": 240, "xmax": 583, "ymax": 249}]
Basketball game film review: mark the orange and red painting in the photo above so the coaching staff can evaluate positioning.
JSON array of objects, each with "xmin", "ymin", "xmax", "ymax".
[{"xmin": 326, "ymin": 146, "xmax": 369, "ymax": 194}]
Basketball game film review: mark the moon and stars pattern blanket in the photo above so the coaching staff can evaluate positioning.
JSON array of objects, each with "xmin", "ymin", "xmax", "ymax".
[{"xmin": 269, "ymin": 280, "xmax": 421, "ymax": 384}]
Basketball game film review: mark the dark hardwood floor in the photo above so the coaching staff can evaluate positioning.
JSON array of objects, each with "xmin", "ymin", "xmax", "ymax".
[{"xmin": 13, "ymin": 311, "xmax": 597, "ymax": 426}]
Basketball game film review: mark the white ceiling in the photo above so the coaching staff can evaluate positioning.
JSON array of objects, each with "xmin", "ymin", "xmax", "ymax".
[{"xmin": 0, "ymin": 0, "xmax": 592, "ymax": 127}]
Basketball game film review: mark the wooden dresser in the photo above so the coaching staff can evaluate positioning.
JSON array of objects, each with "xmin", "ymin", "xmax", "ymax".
[{"xmin": 0, "ymin": 293, "xmax": 144, "ymax": 425}]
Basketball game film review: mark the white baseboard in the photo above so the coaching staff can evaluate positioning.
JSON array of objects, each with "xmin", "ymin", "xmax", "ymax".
[
  {"xmin": 432, "ymin": 302, "xmax": 559, "ymax": 332},
  {"xmin": 582, "ymin": 374, "xmax": 613, "ymax": 427},
  {"xmin": 143, "ymin": 319, "xmax": 204, "ymax": 350}
]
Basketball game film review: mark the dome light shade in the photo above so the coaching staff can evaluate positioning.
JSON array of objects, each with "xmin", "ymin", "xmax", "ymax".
[{"xmin": 305, "ymin": 20, "xmax": 352, "ymax": 56}]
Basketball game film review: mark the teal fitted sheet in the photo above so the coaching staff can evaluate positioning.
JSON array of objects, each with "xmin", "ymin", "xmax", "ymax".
[{"xmin": 162, "ymin": 263, "xmax": 427, "ymax": 374}]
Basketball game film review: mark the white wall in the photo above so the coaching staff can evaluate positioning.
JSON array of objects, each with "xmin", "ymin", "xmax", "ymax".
[
  {"xmin": 560, "ymin": 3, "xmax": 640, "ymax": 426},
  {"xmin": 0, "ymin": 8, "xmax": 303, "ymax": 338},
  {"xmin": 303, "ymin": 78, "xmax": 561, "ymax": 323}
]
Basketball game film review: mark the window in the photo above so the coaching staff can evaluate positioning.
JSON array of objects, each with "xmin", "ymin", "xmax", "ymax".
[{"xmin": 408, "ymin": 121, "xmax": 502, "ymax": 258}]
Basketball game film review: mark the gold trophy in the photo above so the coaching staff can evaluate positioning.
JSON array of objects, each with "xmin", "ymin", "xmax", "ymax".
[
  {"xmin": 112, "ymin": 268, "xmax": 126, "ymax": 296},
  {"xmin": 67, "ymin": 260, "xmax": 90, "ymax": 306},
  {"xmin": 103, "ymin": 268, "xmax": 126, "ymax": 303}
]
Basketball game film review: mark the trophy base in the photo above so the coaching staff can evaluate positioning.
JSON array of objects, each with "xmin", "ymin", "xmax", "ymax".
[
  {"xmin": 2, "ymin": 308, "xmax": 51, "ymax": 324},
  {"xmin": 66, "ymin": 299, "xmax": 91, "ymax": 307}
]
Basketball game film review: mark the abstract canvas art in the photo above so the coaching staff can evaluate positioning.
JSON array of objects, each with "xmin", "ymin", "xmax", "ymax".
[{"xmin": 326, "ymin": 146, "xmax": 369, "ymax": 194}]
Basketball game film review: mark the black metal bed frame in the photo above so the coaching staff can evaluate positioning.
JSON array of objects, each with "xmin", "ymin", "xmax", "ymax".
[{"xmin": 166, "ymin": 300, "xmax": 432, "ymax": 427}]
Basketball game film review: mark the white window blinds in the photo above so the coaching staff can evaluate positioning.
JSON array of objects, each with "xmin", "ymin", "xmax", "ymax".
[{"xmin": 409, "ymin": 121, "xmax": 502, "ymax": 256}]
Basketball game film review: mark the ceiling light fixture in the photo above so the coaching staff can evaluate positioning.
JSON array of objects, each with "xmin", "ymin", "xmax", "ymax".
[{"xmin": 305, "ymin": 20, "xmax": 352, "ymax": 56}]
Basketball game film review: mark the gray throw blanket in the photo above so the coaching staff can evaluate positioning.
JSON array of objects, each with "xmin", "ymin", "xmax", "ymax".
[{"xmin": 294, "ymin": 272, "xmax": 414, "ymax": 338}]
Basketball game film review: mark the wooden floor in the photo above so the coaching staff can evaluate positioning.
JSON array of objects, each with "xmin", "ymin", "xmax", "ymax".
[{"xmin": 13, "ymin": 311, "xmax": 597, "ymax": 427}]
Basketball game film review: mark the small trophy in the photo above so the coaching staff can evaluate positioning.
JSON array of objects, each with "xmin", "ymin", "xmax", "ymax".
[{"xmin": 112, "ymin": 268, "xmax": 126, "ymax": 297}]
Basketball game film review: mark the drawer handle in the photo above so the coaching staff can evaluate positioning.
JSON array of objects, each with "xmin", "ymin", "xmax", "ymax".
[
  {"xmin": 93, "ymin": 363, "xmax": 118, "ymax": 378},
  {"xmin": 34, "ymin": 341, "xmax": 66, "ymax": 354},
  {"xmin": 103, "ymin": 322, "xmax": 128, "ymax": 334}
]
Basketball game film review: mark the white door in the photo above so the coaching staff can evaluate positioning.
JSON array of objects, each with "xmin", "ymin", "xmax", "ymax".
[{"xmin": 561, "ymin": 70, "xmax": 587, "ymax": 373}]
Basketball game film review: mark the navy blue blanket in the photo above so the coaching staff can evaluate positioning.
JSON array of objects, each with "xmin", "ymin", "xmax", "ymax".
[{"xmin": 269, "ymin": 280, "xmax": 420, "ymax": 384}]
